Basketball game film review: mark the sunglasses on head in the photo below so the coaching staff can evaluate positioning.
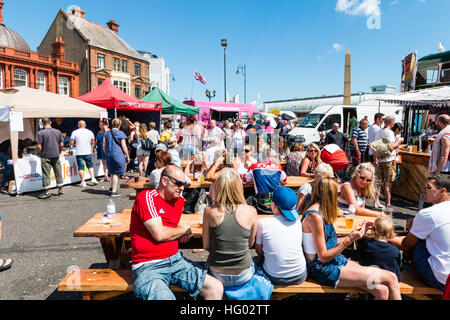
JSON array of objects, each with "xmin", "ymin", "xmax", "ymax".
[
  {"xmin": 358, "ymin": 175, "xmax": 372, "ymax": 183},
  {"xmin": 162, "ymin": 174, "xmax": 185, "ymax": 188}
]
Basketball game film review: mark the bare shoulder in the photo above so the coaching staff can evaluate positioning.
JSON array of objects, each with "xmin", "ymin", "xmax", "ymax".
[{"xmin": 238, "ymin": 204, "xmax": 257, "ymax": 216}]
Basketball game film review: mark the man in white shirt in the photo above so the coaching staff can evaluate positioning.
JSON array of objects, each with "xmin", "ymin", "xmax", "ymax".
[
  {"xmin": 146, "ymin": 122, "xmax": 160, "ymax": 145},
  {"xmin": 393, "ymin": 174, "xmax": 450, "ymax": 291},
  {"xmin": 207, "ymin": 120, "xmax": 225, "ymax": 148},
  {"xmin": 368, "ymin": 113, "xmax": 385, "ymax": 163},
  {"xmin": 70, "ymin": 120, "xmax": 97, "ymax": 187},
  {"xmin": 373, "ymin": 116, "xmax": 404, "ymax": 208}
]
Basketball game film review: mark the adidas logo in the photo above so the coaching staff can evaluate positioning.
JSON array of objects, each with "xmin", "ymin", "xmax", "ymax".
[{"xmin": 159, "ymin": 208, "xmax": 165, "ymax": 214}]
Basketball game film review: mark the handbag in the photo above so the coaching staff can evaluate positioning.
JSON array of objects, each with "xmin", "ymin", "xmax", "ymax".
[
  {"xmin": 370, "ymin": 137, "xmax": 392, "ymax": 160},
  {"xmin": 141, "ymin": 138, "xmax": 153, "ymax": 151},
  {"xmin": 110, "ymin": 129, "xmax": 126, "ymax": 156}
]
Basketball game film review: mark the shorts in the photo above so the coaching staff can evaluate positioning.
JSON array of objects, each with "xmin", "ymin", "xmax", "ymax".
[
  {"xmin": 413, "ymin": 240, "xmax": 445, "ymax": 291},
  {"xmin": 76, "ymin": 154, "xmax": 93, "ymax": 170},
  {"xmin": 376, "ymin": 160, "xmax": 396, "ymax": 183},
  {"xmin": 132, "ymin": 252, "xmax": 207, "ymax": 300},
  {"xmin": 306, "ymin": 254, "xmax": 349, "ymax": 289},
  {"xmin": 208, "ymin": 263, "xmax": 255, "ymax": 288}
]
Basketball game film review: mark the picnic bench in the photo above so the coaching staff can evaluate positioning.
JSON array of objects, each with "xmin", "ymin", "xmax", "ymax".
[{"xmin": 57, "ymin": 268, "xmax": 443, "ymax": 301}]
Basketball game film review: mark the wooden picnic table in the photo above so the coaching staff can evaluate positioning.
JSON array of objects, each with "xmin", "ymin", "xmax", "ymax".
[
  {"xmin": 73, "ymin": 209, "xmax": 376, "ymax": 269},
  {"xmin": 122, "ymin": 176, "xmax": 313, "ymax": 191}
]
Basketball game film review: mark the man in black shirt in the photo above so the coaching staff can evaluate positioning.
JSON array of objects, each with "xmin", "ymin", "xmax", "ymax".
[{"xmin": 325, "ymin": 123, "xmax": 348, "ymax": 151}]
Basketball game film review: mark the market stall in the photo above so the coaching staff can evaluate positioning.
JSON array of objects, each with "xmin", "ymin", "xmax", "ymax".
[
  {"xmin": 0, "ymin": 87, "xmax": 107, "ymax": 194},
  {"xmin": 380, "ymin": 86, "xmax": 450, "ymax": 202},
  {"xmin": 77, "ymin": 79, "xmax": 162, "ymax": 130}
]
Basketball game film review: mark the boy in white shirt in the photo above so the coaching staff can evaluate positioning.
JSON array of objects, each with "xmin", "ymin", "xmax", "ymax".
[{"xmin": 255, "ymin": 186, "xmax": 307, "ymax": 285}]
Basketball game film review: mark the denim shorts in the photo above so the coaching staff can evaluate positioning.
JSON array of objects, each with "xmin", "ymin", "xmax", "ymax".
[
  {"xmin": 182, "ymin": 145, "xmax": 197, "ymax": 159},
  {"xmin": 76, "ymin": 154, "xmax": 93, "ymax": 170},
  {"xmin": 413, "ymin": 240, "xmax": 445, "ymax": 291},
  {"xmin": 132, "ymin": 252, "xmax": 207, "ymax": 300},
  {"xmin": 208, "ymin": 263, "xmax": 255, "ymax": 288},
  {"xmin": 307, "ymin": 254, "xmax": 349, "ymax": 289}
]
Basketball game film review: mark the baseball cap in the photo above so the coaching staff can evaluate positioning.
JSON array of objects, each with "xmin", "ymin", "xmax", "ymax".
[
  {"xmin": 155, "ymin": 143, "xmax": 167, "ymax": 152},
  {"xmin": 272, "ymin": 186, "xmax": 300, "ymax": 221}
]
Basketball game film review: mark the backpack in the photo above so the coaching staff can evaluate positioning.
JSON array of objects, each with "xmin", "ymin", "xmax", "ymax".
[
  {"xmin": 370, "ymin": 137, "xmax": 392, "ymax": 160},
  {"xmin": 141, "ymin": 138, "xmax": 153, "ymax": 151}
]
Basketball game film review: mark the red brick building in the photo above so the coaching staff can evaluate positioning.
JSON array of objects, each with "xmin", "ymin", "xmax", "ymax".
[
  {"xmin": 38, "ymin": 6, "xmax": 150, "ymax": 98},
  {"xmin": 0, "ymin": 1, "xmax": 79, "ymax": 96}
]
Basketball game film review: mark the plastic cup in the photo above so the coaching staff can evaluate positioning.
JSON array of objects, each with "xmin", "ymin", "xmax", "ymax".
[
  {"xmin": 345, "ymin": 214, "xmax": 354, "ymax": 229},
  {"xmin": 134, "ymin": 176, "xmax": 139, "ymax": 182},
  {"xmin": 382, "ymin": 207, "xmax": 393, "ymax": 220}
]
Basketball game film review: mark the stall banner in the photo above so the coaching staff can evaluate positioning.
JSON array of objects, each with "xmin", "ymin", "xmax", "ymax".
[
  {"xmin": 401, "ymin": 51, "xmax": 418, "ymax": 92},
  {"xmin": 14, "ymin": 155, "xmax": 105, "ymax": 194}
]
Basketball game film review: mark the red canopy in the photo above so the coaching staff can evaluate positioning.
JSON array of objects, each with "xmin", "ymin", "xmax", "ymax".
[{"xmin": 77, "ymin": 79, "xmax": 162, "ymax": 112}]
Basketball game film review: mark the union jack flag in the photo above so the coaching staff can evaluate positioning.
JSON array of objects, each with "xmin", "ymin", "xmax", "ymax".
[{"xmin": 194, "ymin": 71, "xmax": 206, "ymax": 85}]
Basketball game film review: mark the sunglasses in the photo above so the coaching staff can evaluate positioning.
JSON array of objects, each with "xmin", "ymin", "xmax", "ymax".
[
  {"xmin": 358, "ymin": 175, "xmax": 372, "ymax": 183},
  {"xmin": 423, "ymin": 184, "xmax": 433, "ymax": 190},
  {"xmin": 163, "ymin": 174, "xmax": 185, "ymax": 188},
  {"xmin": 308, "ymin": 149, "xmax": 317, "ymax": 153}
]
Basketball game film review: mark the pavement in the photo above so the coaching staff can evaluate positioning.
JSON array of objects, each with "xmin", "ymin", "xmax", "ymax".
[{"xmin": 0, "ymin": 176, "xmax": 420, "ymax": 300}]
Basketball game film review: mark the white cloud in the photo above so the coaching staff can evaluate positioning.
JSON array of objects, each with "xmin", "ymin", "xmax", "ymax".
[
  {"xmin": 389, "ymin": 0, "xmax": 400, "ymax": 5},
  {"xmin": 332, "ymin": 43, "xmax": 344, "ymax": 52},
  {"xmin": 335, "ymin": 0, "xmax": 381, "ymax": 17}
]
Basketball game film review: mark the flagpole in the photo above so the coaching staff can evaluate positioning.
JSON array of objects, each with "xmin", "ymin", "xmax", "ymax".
[{"xmin": 190, "ymin": 76, "xmax": 195, "ymax": 100}]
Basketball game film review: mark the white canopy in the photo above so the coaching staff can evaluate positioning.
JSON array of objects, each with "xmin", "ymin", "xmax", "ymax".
[
  {"xmin": 0, "ymin": 87, "xmax": 105, "ymax": 118},
  {"xmin": 381, "ymin": 86, "xmax": 450, "ymax": 108}
]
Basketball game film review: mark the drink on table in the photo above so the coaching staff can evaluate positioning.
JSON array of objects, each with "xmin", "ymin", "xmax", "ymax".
[
  {"xmin": 382, "ymin": 207, "xmax": 393, "ymax": 220},
  {"xmin": 345, "ymin": 205, "xmax": 356, "ymax": 229},
  {"xmin": 107, "ymin": 199, "xmax": 116, "ymax": 217}
]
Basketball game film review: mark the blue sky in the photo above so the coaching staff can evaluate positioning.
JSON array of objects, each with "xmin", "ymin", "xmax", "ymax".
[{"xmin": 5, "ymin": 0, "xmax": 450, "ymax": 106}]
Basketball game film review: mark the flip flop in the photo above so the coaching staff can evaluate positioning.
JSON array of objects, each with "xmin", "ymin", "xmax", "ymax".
[{"xmin": 0, "ymin": 258, "xmax": 13, "ymax": 272}]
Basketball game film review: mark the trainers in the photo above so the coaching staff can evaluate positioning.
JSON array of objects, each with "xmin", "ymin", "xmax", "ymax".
[
  {"xmin": 110, "ymin": 191, "xmax": 121, "ymax": 197},
  {"xmin": 80, "ymin": 181, "xmax": 87, "ymax": 188},
  {"xmin": 58, "ymin": 189, "xmax": 64, "ymax": 196},
  {"xmin": 38, "ymin": 193, "xmax": 52, "ymax": 199},
  {"xmin": 91, "ymin": 178, "xmax": 98, "ymax": 185}
]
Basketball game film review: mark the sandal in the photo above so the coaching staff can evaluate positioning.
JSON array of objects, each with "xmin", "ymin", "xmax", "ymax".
[
  {"xmin": 0, "ymin": 258, "xmax": 13, "ymax": 272},
  {"xmin": 38, "ymin": 192, "xmax": 52, "ymax": 199}
]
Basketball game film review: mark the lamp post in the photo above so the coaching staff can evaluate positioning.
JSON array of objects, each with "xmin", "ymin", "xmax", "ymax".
[
  {"xmin": 205, "ymin": 89, "xmax": 216, "ymax": 101},
  {"xmin": 236, "ymin": 64, "xmax": 247, "ymax": 103},
  {"xmin": 221, "ymin": 39, "xmax": 227, "ymax": 102},
  {"xmin": 170, "ymin": 73, "xmax": 176, "ymax": 82}
]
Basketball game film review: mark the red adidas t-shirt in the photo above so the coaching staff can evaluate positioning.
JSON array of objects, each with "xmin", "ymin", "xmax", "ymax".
[{"xmin": 130, "ymin": 189, "xmax": 185, "ymax": 264}]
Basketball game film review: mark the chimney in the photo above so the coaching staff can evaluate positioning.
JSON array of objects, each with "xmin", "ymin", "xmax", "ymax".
[
  {"xmin": 52, "ymin": 37, "xmax": 66, "ymax": 61},
  {"xmin": 0, "ymin": 0, "xmax": 5, "ymax": 26},
  {"xmin": 70, "ymin": 6, "xmax": 85, "ymax": 18},
  {"xmin": 107, "ymin": 20, "xmax": 119, "ymax": 34},
  {"xmin": 343, "ymin": 48, "xmax": 351, "ymax": 106}
]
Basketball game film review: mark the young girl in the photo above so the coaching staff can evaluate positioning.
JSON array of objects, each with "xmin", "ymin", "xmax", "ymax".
[{"xmin": 357, "ymin": 216, "xmax": 402, "ymax": 281}]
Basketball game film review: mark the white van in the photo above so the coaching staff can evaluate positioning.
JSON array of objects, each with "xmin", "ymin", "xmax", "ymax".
[{"xmin": 287, "ymin": 102, "xmax": 403, "ymax": 147}]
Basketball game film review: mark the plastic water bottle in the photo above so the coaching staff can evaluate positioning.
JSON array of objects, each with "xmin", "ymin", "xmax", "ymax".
[
  {"xmin": 107, "ymin": 199, "xmax": 116, "ymax": 217},
  {"xmin": 101, "ymin": 214, "xmax": 111, "ymax": 226}
]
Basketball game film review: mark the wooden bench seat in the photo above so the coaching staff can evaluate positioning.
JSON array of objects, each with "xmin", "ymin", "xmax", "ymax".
[
  {"xmin": 129, "ymin": 193, "xmax": 136, "ymax": 200},
  {"xmin": 58, "ymin": 269, "xmax": 443, "ymax": 301}
]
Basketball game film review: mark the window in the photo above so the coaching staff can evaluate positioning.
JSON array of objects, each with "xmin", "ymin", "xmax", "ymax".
[
  {"xmin": 319, "ymin": 114, "xmax": 342, "ymax": 132},
  {"xmin": 417, "ymin": 66, "xmax": 439, "ymax": 86},
  {"xmin": 114, "ymin": 58, "xmax": 120, "ymax": 71},
  {"xmin": 440, "ymin": 63, "xmax": 450, "ymax": 83},
  {"xmin": 97, "ymin": 54, "xmax": 105, "ymax": 69},
  {"xmin": 299, "ymin": 114, "xmax": 325, "ymax": 128},
  {"xmin": 37, "ymin": 72, "xmax": 46, "ymax": 91},
  {"xmin": 59, "ymin": 77, "xmax": 69, "ymax": 96},
  {"xmin": 0, "ymin": 68, "xmax": 3, "ymax": 89},
  {"xmin": 240, "ymin": 111, "xmax": 249, "ymax": 124},
  {"xmin": 135, "ymin": 85, "xmax": 141, "ymax": 98},
  {"xmin": 253, "ymin": 113, "xmax": 266, "ymax": 126},
  {"xmin": 122, "ymin": 60, "xmax": 127, "ymax": 72},
  {"xmin": 134, "ymin": 63, "xmax": 141, "ymax": 76},
  {"xmin": 98, "ymin": 78, "xmax": 105, "ymax": 87},
  {"xmin": 14, "ymin": 69, "xmax": 27, "ymax": 87},
  {"xmin": 113, "ymin": 80, "xmax": 129, "ymax": 94}
]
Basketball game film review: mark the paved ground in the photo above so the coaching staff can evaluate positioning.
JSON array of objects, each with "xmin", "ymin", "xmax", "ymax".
[{"xmin": 0, "ymin": 177, "xmax": 420, "ymax": 300}]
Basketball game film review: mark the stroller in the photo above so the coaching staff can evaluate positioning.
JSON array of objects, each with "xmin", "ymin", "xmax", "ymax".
[{"xmin": 320, "ymin": 144, "xmax": 350, "ymax": 181}]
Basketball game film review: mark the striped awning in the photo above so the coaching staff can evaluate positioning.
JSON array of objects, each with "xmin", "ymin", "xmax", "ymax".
[{"xmin": 381, "ymin": 86, "xmax": 450, "ymax": 108}]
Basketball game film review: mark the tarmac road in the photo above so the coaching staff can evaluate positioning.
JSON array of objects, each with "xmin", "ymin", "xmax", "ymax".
[{"xmin": 0, "ymin": 178, "xmax": 420, "ymax": 300}]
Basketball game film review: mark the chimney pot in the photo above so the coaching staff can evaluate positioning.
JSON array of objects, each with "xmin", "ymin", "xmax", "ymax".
[
  {"xmin": 0, "ymin": 0, "xmax": 5, "ymax": 26},
  {"xmin": 70, "ymin": 7, "xmax": 85, "ymax": 18},
  {"xmin": 107, "ymin": 20, "xmax": 119, "ymax": 34}
]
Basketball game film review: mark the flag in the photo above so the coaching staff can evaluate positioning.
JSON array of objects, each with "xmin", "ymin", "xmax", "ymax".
[{"xmin": 194, "ymin": 71, "xmax": 206, "ymax": 85}]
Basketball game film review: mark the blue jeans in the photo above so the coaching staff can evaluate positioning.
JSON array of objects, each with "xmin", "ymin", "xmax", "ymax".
[
  {"xmin": 76, "ymin": 154, "xmax": 93, "ymax": 170},
  {"xmin": 208, "ymin": 263, "xmax": 255, "ymax": 288},
  {"xmin": 0, "ymin": 152, "xmax": 13, "ymax": 185},
  {"xmin": 132, "ymin": 252, "xmax": 207, "ymax": 300},
  {"xmin": 413, "ymin": 240, "xmax": 445, "ymax": 291}
]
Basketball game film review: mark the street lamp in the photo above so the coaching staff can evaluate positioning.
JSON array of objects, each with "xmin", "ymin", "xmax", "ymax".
[
  {"xmin": 170, "ymin": 73, "xmax": 176, "ymax": 82},
  {"xmin": 205, "ymin": 89, "xmax": 216, "ymax": 101},
  {"xmin": 236, "ymin": 64, "xmax": 247, "ymax": 103},
  {"xmin": 221, "ymin": 39, "xmax": 228, "ymax": 102}
]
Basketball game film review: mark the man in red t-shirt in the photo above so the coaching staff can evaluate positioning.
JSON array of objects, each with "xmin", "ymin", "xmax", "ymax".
[{"xmin": 130, "ymin": 164, "xmax": 223, "ymax": 300}]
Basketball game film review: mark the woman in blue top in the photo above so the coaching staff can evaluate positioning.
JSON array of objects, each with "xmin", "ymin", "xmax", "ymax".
[
  {"xmin": 95, "ymin": 118, "xmax": 109, "ymax": 182},
  {"xmin": 301, "ymin": 177, "xmax": 401, "ymax": 300},
  {"xmin": 103, "ymin": 118, "xmax": 130, "ymax": 197}
]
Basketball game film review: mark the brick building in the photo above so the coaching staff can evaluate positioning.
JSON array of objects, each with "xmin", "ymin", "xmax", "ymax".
[
  {"xmin": 0, "ymin": 1, "xmax": 79, "ymax": 96},
  {"xmin": 37, "ymin": 6, "xmax": 150, "ymax": 98}
]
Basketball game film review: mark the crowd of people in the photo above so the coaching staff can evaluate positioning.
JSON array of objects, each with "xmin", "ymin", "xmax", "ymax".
[{"xmin": 1, "ymin": 113, "xmax": 449, "ymax": 301}]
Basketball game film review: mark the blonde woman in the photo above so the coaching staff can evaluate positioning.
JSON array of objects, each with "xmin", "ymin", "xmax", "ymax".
[
  {"xmin": 301, "ymin": 177, "xmax": 401, "ymax": 300},
  {"xmin": 103, "ymin": 118, "xmax": 130, "ymax": 197},
  {"xmin": 203, "ymin": 168, "xmax": 258, "ymax": 289},
  {"xmin": 136, "ymin": 123, "xmax": 150, "ymax": 177},
  {"xmin": 338, "ymin": 162, "xmax": 380, "ymax": 217},
  {"xmin": 300, "ymin": 143, "xmax": 321, "ymax": 177}
]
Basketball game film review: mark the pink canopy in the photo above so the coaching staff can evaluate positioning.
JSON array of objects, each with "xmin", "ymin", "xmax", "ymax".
[{"xmin": 77, "ymin": 79, "xmax": 162, "ymax": 112}]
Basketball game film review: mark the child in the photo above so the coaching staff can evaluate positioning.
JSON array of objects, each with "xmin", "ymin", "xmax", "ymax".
[{"xmin": 357, "ymin": 216, "xmax": 402, "ymax": 281}]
